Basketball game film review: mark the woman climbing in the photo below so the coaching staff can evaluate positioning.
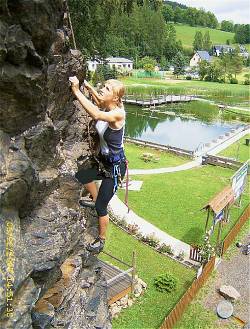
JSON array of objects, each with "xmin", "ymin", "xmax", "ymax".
[{"xmin": 69, "ymin": 76, "xmax": 127, "ymax": 253}]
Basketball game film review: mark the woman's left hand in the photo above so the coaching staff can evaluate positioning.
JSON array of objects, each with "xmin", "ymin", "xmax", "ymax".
[{"xmin": 69, "ymin": 76, "xmax": 79, "ymax": 95}]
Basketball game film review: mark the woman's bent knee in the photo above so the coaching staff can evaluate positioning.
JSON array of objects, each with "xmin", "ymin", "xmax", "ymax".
[{"xmin": 95, "ymin": 200, "xmax": 108, "ymax": 217}]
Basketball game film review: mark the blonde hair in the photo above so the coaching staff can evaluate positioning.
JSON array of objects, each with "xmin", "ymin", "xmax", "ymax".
[{"xmin": 106, "ymin": 79, "xmax": 125, "ymax": 107}]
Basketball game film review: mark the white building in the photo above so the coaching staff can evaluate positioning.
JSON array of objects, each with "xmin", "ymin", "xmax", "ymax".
[
  {"xmin": 190, "ymin": 51, "xmax": 211, "ymax": 67},
  {"xmin": 87, "ymin": 57, "xmax": 133, "ymax": 72}
]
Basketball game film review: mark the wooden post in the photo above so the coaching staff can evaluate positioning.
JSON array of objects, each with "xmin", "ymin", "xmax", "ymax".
[
  {"xmin": 131, "ymin": 250, "xmax": 136, "ymax": 294},
  {"xmin": 205, "ymin": 208, "xmax": 210, "ymax": 233},
  {"xmin": 216, "ymin": 218, "xmax": 223, "ymax": 256}
]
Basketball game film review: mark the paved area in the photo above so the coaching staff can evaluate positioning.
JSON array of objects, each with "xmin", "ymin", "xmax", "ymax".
[
  {"xmin": 202, "ymin": 232, "xmax": 250, "ymax": 327},
  {"xmin": 129, "ymin": 158, "xmax": 202, "ymax": 175}
]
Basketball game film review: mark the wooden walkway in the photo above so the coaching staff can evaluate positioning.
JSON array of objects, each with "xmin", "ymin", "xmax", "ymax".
[
  {"xmin": 97, "ymin": 259, "xmax": 133, "ymax": 305},
  {"xmin": 124, "ymin": 95, "xmax": 194, "ymax": 107}
]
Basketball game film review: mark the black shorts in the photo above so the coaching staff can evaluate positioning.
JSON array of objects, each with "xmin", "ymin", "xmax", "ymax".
[{"xmin": 75, "ymin": 160, "xmax": 126, "ymax": 217}]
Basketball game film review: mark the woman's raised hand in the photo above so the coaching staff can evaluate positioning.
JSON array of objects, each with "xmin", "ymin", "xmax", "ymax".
[
  {"xmin": 83, "ymin": 80, "xmax": 92, "ymax": 91},
  {"xmin": 69, "ymin": 76, "xmax": 79, "ymax": 94}
]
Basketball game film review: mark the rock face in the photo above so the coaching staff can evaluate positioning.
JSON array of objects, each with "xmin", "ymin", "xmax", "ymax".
[{"xmin": 0, "ymin": 1, "xmax": 111, "ymax": 328}]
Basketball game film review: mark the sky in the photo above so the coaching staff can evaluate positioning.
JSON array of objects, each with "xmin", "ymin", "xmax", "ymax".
[{"xmin": 168, "ymin": 0, "xmax": 250, "ymax": 24}]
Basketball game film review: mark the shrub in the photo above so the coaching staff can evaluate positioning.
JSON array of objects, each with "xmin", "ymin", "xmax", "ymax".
[
  {"xmin": 154, "ymin": 273, "xmax": 177, "ymax": 293},
  {"xmin": 142, "ymin": 233, "xmax": 160, "ymax": 248},
  {"xmin": 185, "ymin": 75, "xmax": 192, "ymax": 80},
  {"xmin": 127, "ymin": 224, "xmax": 139, "ymax": 235},
  {"xmin": 158, "ymin": 244, "xmax": 174, "ymax": 255},
  {"xmin": 118, "ymin": 218, "xmax": 128, "ymax": 229},
  {"xmin": 176, "ymin": 250, "xmax": 185, "ymax": 261},
  {"xmin": 140, "ymin": 153, "xmax": 159, "ymax": 163},
  {"xmin": 229, "ymin": 77, "xmax": 238, "ymax": 84},
  {"xmin": 204, "ymin": 75, "xmax": 212, "ymax": 81},
  {"xmin": 244, "ymin": 79, "xmax": 250, "ymax": 85}
]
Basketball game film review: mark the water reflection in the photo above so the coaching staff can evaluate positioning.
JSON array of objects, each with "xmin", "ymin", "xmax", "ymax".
[{"xmin": 125, "ymin": 104, "xmax": 235, "ymax": 151}]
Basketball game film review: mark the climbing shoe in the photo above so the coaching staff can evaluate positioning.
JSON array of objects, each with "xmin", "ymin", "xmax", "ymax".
[
  {"xmin": 86, "ymin": 237, "xmax": 105, "ymax": 253},
  {"xmin": 79, "ymin": 197, "xmax": 95, "ymax": 209}
]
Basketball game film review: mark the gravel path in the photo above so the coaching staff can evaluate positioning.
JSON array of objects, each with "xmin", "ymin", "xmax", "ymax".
[{"xmin": 202, "ymin": 232, "xmax": 250, "ymax": 328}]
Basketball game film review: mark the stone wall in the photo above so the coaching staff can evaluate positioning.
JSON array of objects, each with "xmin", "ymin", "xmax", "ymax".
[{"xmin": 0, "ymin": 1, "xmax": 111, "ymax": 328}]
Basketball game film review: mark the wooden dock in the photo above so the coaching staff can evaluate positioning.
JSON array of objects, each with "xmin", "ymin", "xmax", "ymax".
[
  {"xmin": 124, "ymin": 95, "xmax": 194, "ymax": 107},
  {"xmin": 97, "ymin": 251, "xmax": 137, "ymax": 305},
  {"xmin": 97, "ymin": 259, "xmax": 133, "ymax": 304}
]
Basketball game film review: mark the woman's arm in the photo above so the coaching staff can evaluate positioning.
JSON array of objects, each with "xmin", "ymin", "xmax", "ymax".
[
  {"xmin": 84, "ymin": 80, "xmax": 102, "ymax": 107},
  {"xmin": 69, "ymin": 76, "xmax": 123, "ymax": 123}
]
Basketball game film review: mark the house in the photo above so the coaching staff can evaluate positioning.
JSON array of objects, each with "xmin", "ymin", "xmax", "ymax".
[
  {"xmin": 87, "ymin": 57, "xmax": 133, "ymax": 72},
  {"xmin": 213, "ymin": 44, "xmax": 249, "ymax": 58},
  {"xmin": 213, "ymin": 45, "xmax": 234, "ymax": 56},
  {"xmin": 106, "ymin": 57, "xmax": 133, "ymax": 71},
  {"xmin": 87, "ymin": 60, "xmax": 100, "ymax": 72},
  {"xmin": 190, "ymin": 51, "xmax": 211, "ymax": 67},
  {"xmin": 238, "ymin": 45, "xmax": 249, "ymax": 58}
]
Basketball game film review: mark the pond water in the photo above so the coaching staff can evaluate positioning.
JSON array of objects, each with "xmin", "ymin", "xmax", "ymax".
[{"xmin": 125, "ymin": 102, "xmax": 237, "ymax": 151}]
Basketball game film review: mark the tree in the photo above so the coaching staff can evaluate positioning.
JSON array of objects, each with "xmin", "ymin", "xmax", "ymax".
[
  {"xmin": 220, "ymin": 53, "xmax": 232, "ymax": 81},
  {"xmin": 185, "ymin": 7, "xmax": 199, "ymax": 26},
  {"xmin": 159, "ymin": 56, "xmax": 169, "ymax": 70},
  {"xmin": 230, "ymin": 47, "xmax": 243, "ymax": 78},
  {"xmin": 234, "ymin": 24, "xmax": 250, "ymax": 43},
  {"xmin": 162, "ymin": 4, "xmax": 174, "ymax": 22},
  {"xmin": 137, "ymin": 56, "xmax": 157, "ymax": 72},
  {"xmin": 206, "ymin": 60, "xmax": 224, "ymax": 82},
  {"xmin": 173, "ymin": 51, "xmax": 186, "ymax": 78},
  {"xmin": 198, "ymin": 60, "xmax": 210, "ymax": 80},
  {"xmin": 174, "ymin": 6, "xmax": 184, "ymax": 23},
  {"xmin": 163, "ymin": 23, "xmax": 183, "ymax": 61},
  {"xmin": 206, "ymin": 11, "xmax": 218, "ymax": 29},
  {"xmin": 196, "ymin": 9, "xmax": 207, "ymax": 27},
  {"xmin": 193, "ymin": 31, "xmax": 203, "ymax": 51},
  {"xmin": 203, "ymin": 31, "xmax": 211, "ymax": 52},
  {"xmin": 221, "ymin": 20, "xmax": 234, "ymax": 32},
  {"xmin": 68, "ymin": 0, "xmax": 162, "ymax": 58}
]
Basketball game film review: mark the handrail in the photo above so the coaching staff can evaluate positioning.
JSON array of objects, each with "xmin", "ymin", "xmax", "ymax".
[
  {"xmin": 102, "ymin": 250, "xmax": 132, "ymax": 267},
  {"xmin": 107, "ymin": 268, "xmax": 133, "ymax": 286}
]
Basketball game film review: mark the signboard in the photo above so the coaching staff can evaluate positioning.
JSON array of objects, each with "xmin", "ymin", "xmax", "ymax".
[{"xmin": 231, "ymin": 160, "xmax": 249, "ymax": 200}]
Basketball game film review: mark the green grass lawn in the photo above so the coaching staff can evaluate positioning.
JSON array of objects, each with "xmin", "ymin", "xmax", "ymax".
[
  {"xmin": 219, "ymin": 134, "xmax": 250, "ymax": 162},
  {"xmin": 124, "ymin": 142, "xmax": 188, "ymax": 169},
  {"xmin": 174, "ymin": 24, "xmax": 235, "ymax": 50},
  {"xmin": 100, "ymin": 223, "xmax": 195, "ymax": 329},
  {"xmin": 122, "ymin": 77, "xmax": 250, "ymax": 106},
  {"xmin": 118, "ymin": 165, "xmax": 249, "ymax": 246}
]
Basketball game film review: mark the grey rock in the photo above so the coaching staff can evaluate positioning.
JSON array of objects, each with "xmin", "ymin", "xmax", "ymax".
[
  {"xmin": 219, "ymin": 285, "xmax": 241, "ymax": 301},
  {"xmin": 0, "ymin": 1, "xmax": 110, "ymax": 328}
]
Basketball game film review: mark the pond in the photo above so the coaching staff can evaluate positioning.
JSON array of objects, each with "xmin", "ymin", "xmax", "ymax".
[{"xmin": 125, "ymin": 102, "xmax": 241, "ymax": 151}]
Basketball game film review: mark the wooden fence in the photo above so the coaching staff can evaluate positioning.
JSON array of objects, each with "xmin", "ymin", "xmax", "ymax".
[
  {"xmin": 202, "ymin": 155, "xmax": 243, "ymax": 170},
  {"xmin": 160, "ymin": 256, "xmax": 216, "ymax": 329},
  {"xmin": 222, "ymin": 204, "xmax": 250, "ymax": 255}
]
